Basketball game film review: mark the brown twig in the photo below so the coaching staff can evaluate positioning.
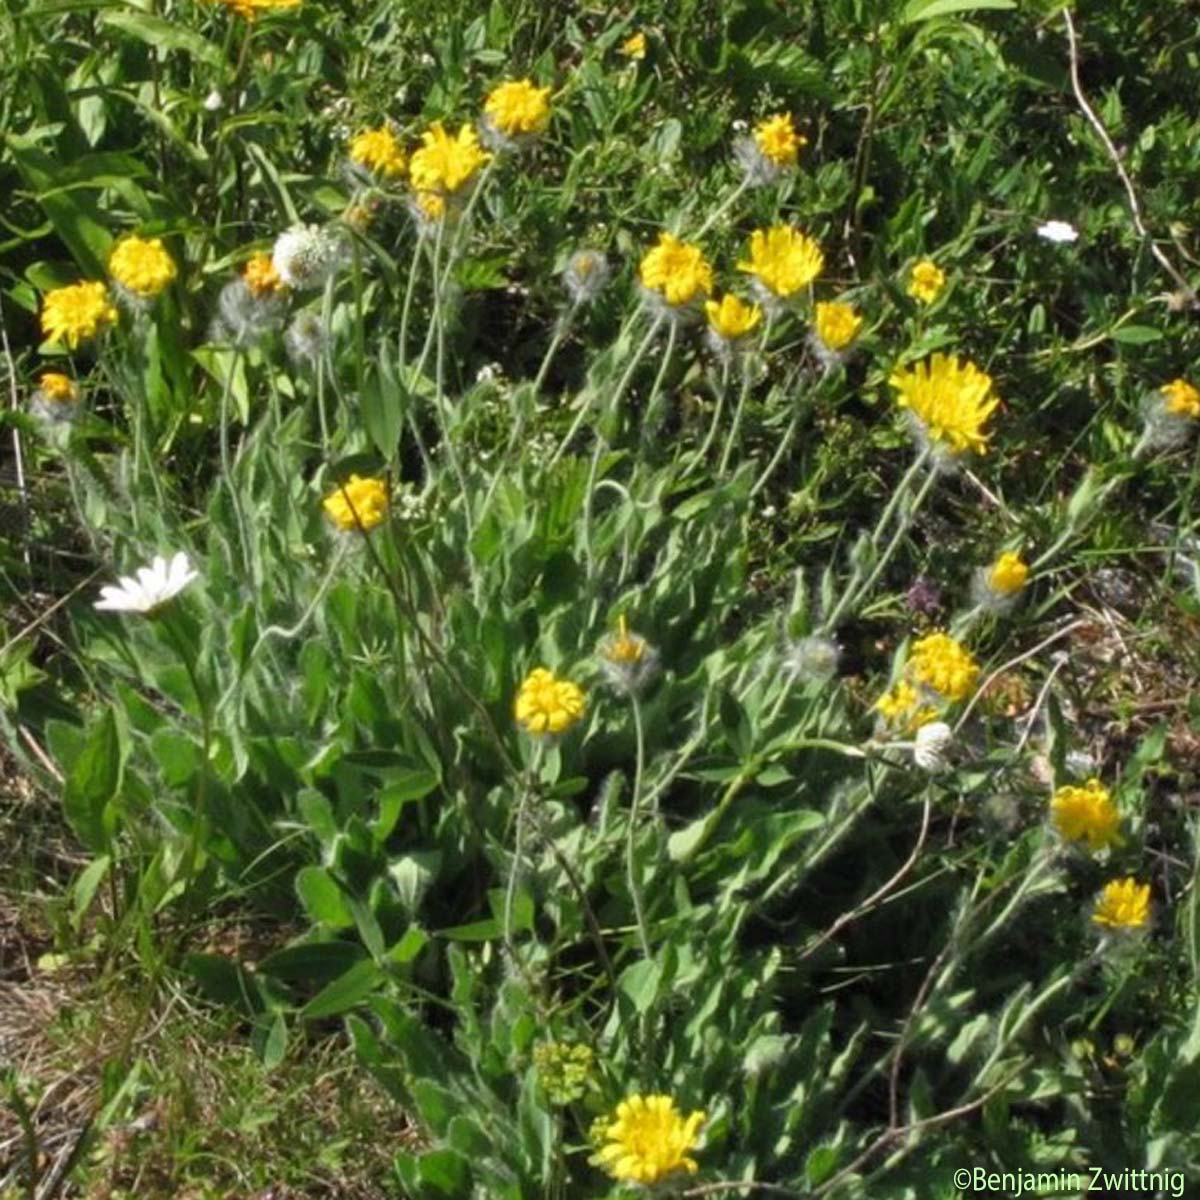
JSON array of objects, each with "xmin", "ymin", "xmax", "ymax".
[{"xmin": 1062, "ymin": 7, "xmax": 1199, "ymax": 309}]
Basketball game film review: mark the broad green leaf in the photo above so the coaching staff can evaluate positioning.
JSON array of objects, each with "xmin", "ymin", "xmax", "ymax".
[
  {"xmin": 300, "ymin": 959, "xmax": 383, "ymax": 1020},
  {"xmin": 62, "ymin": 708, "xmax": 122, "ymax": 851},
  {"xmin": 295, "ymin": 865, "xmax": 355, "ymax": 929},
  {"xmin": 99, "ymin": 9, "xmax": 223, "ymax": 66},
  {"xmin": 903, "ymin": 0, "xmax": 1016, "ymax": 21}
]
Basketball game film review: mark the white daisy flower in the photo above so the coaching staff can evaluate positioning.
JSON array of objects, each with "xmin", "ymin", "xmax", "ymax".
[
  {"xmin": 94, "ymin": 552, "xmax": 198, "ymax": 615},
  {"xmin": 1036, "ymin": 220, "xmax": 1079, "ymax": 244}
]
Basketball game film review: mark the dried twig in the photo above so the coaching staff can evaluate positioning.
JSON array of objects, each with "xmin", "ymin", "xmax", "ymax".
[{"xmin": 1062, "ymin": 7, "xmax": 1199, "ymax": 309}]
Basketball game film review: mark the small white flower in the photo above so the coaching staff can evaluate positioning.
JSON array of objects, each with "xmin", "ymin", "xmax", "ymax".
[
  {"xmin": 1036, "ymin": 220, "xmax": 1079, "ymax": 244},
  {"xmin": 912, "ymin": 722, "xmax": 953, "ymax": 773},
  {"xmin": 94, "ymin": 552, "xmax": 198, "ymax": 614},
  {"xmin": 203, "ymin": 90, "xmax": 224, "ymax": 112}
]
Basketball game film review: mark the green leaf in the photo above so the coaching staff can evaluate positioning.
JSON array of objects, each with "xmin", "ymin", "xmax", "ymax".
[
  {"xmin": 295, "ymin": 866, "xmax": 355, "ymax": 929},
  {"xmin": 99, "ymin": 9, "xmax": 223, "ymax": 66},
  {"xmin": 361, "ymin": 363, "xmax": 407, "ymax": 462},
  {"xmin": 903, "ymin": 0, "xmax": 1015, "ymax": 21},
  {"xmin": 184, "ymin": 953, "xmax": 264, "ymax": 1016},
  {"xmin": 62, "ymin": 708, "xmax": 122, "ymax": 852},
  {"xmin": 300, "ymin": 958, "xmax": 383, "ymax": 1020},
  {"xmin": 1109, "ymin": 324, "xmax": 1163, "ymax": 344},
  {"xmin": 257, "ymin": 940, "xmax": 367, "ymax": 983}
]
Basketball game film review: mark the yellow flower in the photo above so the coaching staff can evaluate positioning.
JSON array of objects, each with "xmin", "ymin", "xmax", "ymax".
[
  {"xmin": 907, "ymin": 259, "xmax": 945, "ymax": 304},
  {"xmin": 639, "ymin": 232, "xmax": 714, "ymax": 307},
  {"xmin": 594, "ymin": 1094, "xmax": 705, "ymax": 1186},
  {"xmin": 349, "ymin": 125, "xmax": 407, "ymax": 179},
  {"xmin": 752, "ymin": 113, "xmax": 806, "ymax": 169},
  {"xmin": 906, "ymin": 632, "xmax": 979, "ymax": 702},
  {"xmin": 109, "ymin": 236, "xmax": 177, "ymax": 300},
  {"xmin": 37, "ymin": 372, "xmax": 79, "ymax": 404},
  {"xmin": 1161, "ymin": 378, "xmax": 1200, "ymax": 418},
  {"xmin": 1051, "ymin": 778, "xmax": 1122, "ymax": 852},
  {"xmin": 620, "ymin": 31, "xmax": 647, "ymax": 59},
  {"xmin": 705, "ymin": 294, "xmax": 762, "ymax": 341},
  {"xmin": 243, "ymin": 251, "xmax": 285, "ymax": 297},
  {"xmin": 889, "ymin": 353, "xmax": 999, "ymax": 457},
  {"xmin": 209, "ymin": 0, "xmax": 300, "ymax": 18},
  {"xmin": 484, "ymin": 79, "xmax": 552, "ymax": 137},
  {"xmin": 409, "ymin": 121, "xmax": 491, "ymax": 195},
  {"xmin": 322, "ymin": 475, "xmax": 389, "ymax": 532},
  {"xmin": 737, "ymin": 226, "xmax": 823, "ymax": 298},
  {"xmin": 813, "ymin": 301, "xmax": 863, "ymax": 352},
  {"xmin": 514, "ymin": 667, "xmax": 586, "ymax": 736},
  {"xmin": 603, "ymin": 615, "xmax": 647, "ymax": 665},
  {"xmin": 41, "ymin": 281, "xmax": 118, "ymax": 349},
  {"xmin": 874, "ymin": 680, "xmax": 938, "ymax": 731},
  {"xmin": 1092, "ymin": 877, "xmax": 1151, "ymax": 931},
  {"xmin": 988, "ymin": 551, "xmax": 1028, "ymax": 596}
]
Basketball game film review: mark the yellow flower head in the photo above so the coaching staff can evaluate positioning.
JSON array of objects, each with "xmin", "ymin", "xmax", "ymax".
[
  {"xmin": 813, "ymin": 301, "xmax": 863, "ymax": 352},
  {"xmin": 41, "ymin": 281, "xmax": 118, "ymax": 349},
  {"xmin": 484, "ymin": 79, "xmax": 552, "ymax": 137},
  {"xmin": 639, "ymin": 232, "xmax": 714, "ymax": 307},
  {"xmin": 209, "ymin": 0, "xmax": 300, "ymax": 19},
  {"xmin": 705, "ymin": 294, "xmax": 762, "ymax": 341},
  {"xmin": 409, "ymin": 121, "xmax": 491, "ymax": 196},
  {"xmin": 349, "ymin": 125, "xmax": 407, "ymax": 179},
  {"xmin": 323, "ymin": 474, "xmax": 389, "ymax": 532},
  {"xmin": 1161, "ymin": 378, "xmax": 1200, "ymax": 419},
  {"xmin": 752, "ymin": 113, "xmax": 806, "ymax": 169},
  {"xmin": 109, "ymin": 236, "xmax": 177, "ymax": 300},
  {"xmin": 603, "ymin": 615, "xmax": 647, "ymax": 665},
  {"xmin": 738, "ymin": 226, "xmax": 823, "ymax": 299},
  {"xmin": 907, "ymin": 259, "xmax": 945, "ymax": 304},
  {"xmin": 243, "ymin": 251, "xmax": 285, "ymax": 297},
  {"xmin": 594, "ymin": 1094, "xmax": 705, "ymax": 1186},
  {"xmin": 874, "ymin": 679, "xmax": 939, "ymax": 731},
  {"xmin": 37, "ymin": 372, "xmax": 79, "ymax": 404},
  {"xmin": 1092, "ymin": 877, "xmax": 1151, "ymax": 931},
  {"xmin": 620, "ymin": 31, "xmax": 647, "ymax": 59},
  {"xmin": 988, "ymin": 551, "xmax": 1029, "ymax": 596},
  {"xmin": 906, "ymin": 632, "xmax": 979, "ymax": 702},
  {"xmin": 1051, "ymin": 778, "xmax": 1121, "ymax": 852},
  {"xmin": 889, "ymin": 353, "xmax": 999, "ymax": 457},
  {"xmin": 514, "ymin": 667, "xmax": 586, "ymax": 736}
]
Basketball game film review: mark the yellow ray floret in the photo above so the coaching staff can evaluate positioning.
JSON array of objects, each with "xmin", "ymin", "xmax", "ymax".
[
  {"xmin": 705, "ymin": 294, "xmax": 762, "ymax": 341},
  {"xmin": 594, "ymin": 1094, "xmax": 706, "ymax": 1185},
  {"xmin": 907, "ymin": 259, "xmax": 945, "ymax": 303},
  {"xmin": 514, "ymin": 668, "xmax": 586, "ymax": 735},
  {"xmin": 987, "ymin": 551, "xmax": 1028, "ymax": 596},
  {"xmin": 1051, "ymin": 778, "xmax": 1121, "ymax": 852},
  {"xmin": 814, "ymin": 301, "xmax": 863, "ymax": 351},
  {"xmin": 41, "ymin": 281, "xmax": 118, "ymax": 349},
  {"xmin": 484, "ymin": 79, "xmax": 552, "ymax": 136},
  {"xmin": 349, "ymin": 126, "xmax": 407, "ymax": 179},
  {"xmin": 1092, "ymin": 877, "xmax": 1151, "ymax": 930},
  {"xmin": 639, "ymin": 232, "xmax": 714, "ymax": 307},
  {"xmin": 1161, "ymin": 378, "xmax": 1200, "ymax": 418},
  {"xmin": 889, "ymin": 353, "xmax": 999, "ymax": 456},
  {"xmin": 323, "ymin": 475, "xmax": 390, "ymax": 532},
  {"xmin": 109, "ymin": 236, "xmax": 177, "ymax": 300},
  {"xmin": 409, "ymin": 121, "xmax": 491, "ymax": 195},
  {"xmin": 738, "ymin": 225, "xmax": 823, "ymax": 298},
  {"xmin": 752, "ymin": 112, "xmax": 806, "ymax": 168}
]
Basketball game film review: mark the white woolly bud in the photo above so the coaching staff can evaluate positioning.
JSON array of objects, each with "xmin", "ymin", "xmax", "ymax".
[{"xmin": 913, "ymin": 722, "xmax": 953, "ymax": 773}]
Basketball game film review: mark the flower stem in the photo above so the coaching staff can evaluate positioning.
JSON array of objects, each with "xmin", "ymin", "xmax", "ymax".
[{"xmin": 627, "ymin": 695, "xmax": 652, "ymax": 960}]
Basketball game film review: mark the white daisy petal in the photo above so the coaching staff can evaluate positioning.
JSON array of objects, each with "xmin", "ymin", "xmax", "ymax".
[{"xmin": 93, "ymin": 551, "xmax": 198, "ymax": 615}]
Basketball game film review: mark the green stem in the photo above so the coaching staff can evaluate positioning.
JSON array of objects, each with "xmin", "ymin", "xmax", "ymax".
[
  {"xmin": 627, "ymin": 696, "xmax": 652, "ymax": 960},
  {"xmin": 693, "ymin": 356, "xmax": 731, "ymax": 468},
  {"xmin": 693, "ymin": 175, "xmax": 752, "ymax": 240},
  {"xmin": 718, "ymin": 317, "xmax": 773, "ymax": 476}
]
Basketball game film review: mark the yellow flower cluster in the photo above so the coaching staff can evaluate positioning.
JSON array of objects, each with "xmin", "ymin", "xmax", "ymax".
[
  {"xmin": 349, "ymin": 125, "xmax": 407, "ymax": 179},
  {"xmin": 987, "ymin": 551, "xmax": 1029, "ymax": 596},
  {"xmin": 41, "ymin": 281, "xmax": 118, "ymax": 349},
  {"xmin": 593, "ymin": 1094, "xmax": 705, "ymax": 1185},
  {"xmin": 243, "ymin": 251, "xmax": 285, "ymax": 297},
  {"xmin": 705, "ymin": 294, "xmax": 762, "ymax": 342},
  {"xmin": 209, "ymin": 0, "xmax": 300, "ymax": 19},
  {"xmin": 1092, "ymin": 877, "xmax": 1151, "ymax": 930},
  {"xmin": 109, "ymin": 235, "xmax": 177, "ymax": 300},
  {"xmin": 640, "ymin": 233, "xmax": 714, "ymax": 308},
  {"xmin": 1051, "ymin": 778, "xmax": 1121, "ymax": 851},
  {"xmin": 752, "ymin": 113, "xmax": 806, "ymax": 169},
  {"xmin": 738, "ymin": 225, "xmax": 823, "ymax": 299},
  {"xmin": 620, "ymin": 31, "xmax": 647, "ymax": 60},
  {"xmin": 813, "ymin": 301, "xmax": 863, "ymax": 352},
  {"xmin": 906, "ymin": 632, "xmax": 979, "ymax": 702},
  {"xmin": 37, "ymin": 372, "xmax": 79, "ymax": 404},
  {"xmin": 601, "ymin": 615, "xmax": 649, "ymax": 665},
  {"xmin": 484, "ymin": 79, "xmax": 552, "ymax": 137},
  {"xmin": 907, "ymin": 259, "xmax": 945, "ymax": 304},
  {"xmin": 1161, "ymin": 378, "xmax": 1200, "ymax": 418},
  {"xmin": 874, "ymin": 679, "xmax": 939, "ymax": 731},
  {"xmin": 889, "ymin": 353, "xmax": 999, "ymax": 457},
  {"xmin": 514, "ymin": 667, "xmax": 586, "ymax": 736},
  {"xmin": 409, "ymin": 121, "xmax": 491, "ymax": 196},
  {"xmin": 323, "ymin": 475, "xmax": 389, "ymax": 532}
]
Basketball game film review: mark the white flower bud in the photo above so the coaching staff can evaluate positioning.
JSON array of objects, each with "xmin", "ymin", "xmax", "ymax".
[{"xmin": 913, "ymin": 722, "xmax": 953, "ymax": 773}]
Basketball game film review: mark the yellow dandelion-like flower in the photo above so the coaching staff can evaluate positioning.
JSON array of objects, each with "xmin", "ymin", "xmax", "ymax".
[
  {"xmin": 41, "ymin": 281, "xmax": 118, "ymax": 349},
  {"xmin": 1092, "ymin": 877, "xmax": 1151, "ymax": 931},
  {"xmin": 620, "ymin": 31, "xmax": 647, "ymax": 59},
  {"xmin": 243, "ymin": 251, "xmax": 285, "ymax": 297},
  {"xmin": 603, "ymin": 615, "xmax": 647, "ymax": 665},
  {"xmin": 889, "ymin": 353, "xmax": 999, "ymax": 457},
  {"xmin": 705, "ymin": 294, "xmax": 762, "ymax": 342},
  {"xmin": 988, "ymin": 551, "xmax": 1029, "ymax": 596},
  {"xmin": 322, "ymin": 474, "xmax": 389, "ymax": 532},
  {"xmin": 639, "ymin": 232, "xmax": 714, "ymax": 308},
  {"xmin": 349, "ymin": 125, "xmax": 407, "ymax": 179},
  {"xmin": 593, "ymin": 1094, "xmax": 705, "ymax": 1186},
  {"xmin": 1161, "ymin": 378, "xmax": 1200, "ymax": 419},
  {"xmin": 209, "ymin": 0, "xmax": 300, "ymax": 19},
  {"xmin": 907, "ymin": 259, "xmax": 945, "ymax": 304},
  {"xmin": 1051, "ymin": 778, "xmax": 1122, "ymax": 852},
  {"xmin": 906, "ymin": 632, "xmax": 979, "ymax": 703},
  {"xmin": 514, "ymin": 667, "xmax": 586, "ymax": 736},
  {"xmin": 109, "ymin": 236, "xmax": 177, "ymax": 300},
  {"xmin": 813, "ymin": 301, "xmax": 863, "ymax": 352},
  {"xmin": 484, "ymin": 79, "xmax": 552, "ymax": 137},
  {"xmin": 737, "ymin": 225, "xmax": 823, "ymax": 299},
  {"xmin": 874, "ymin": 679, "xmax": 939, "ymax": 731},
  {"xmin": 409, "ymin": 121, "xmax": 491, "ymax": 195},
  {"xmin": 752, "ymin": 113, "xmax": 806, "ymax": 169},
  {"xmin": 36, "ymin": 372, "xmax": 79, "ymax": 404}
]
